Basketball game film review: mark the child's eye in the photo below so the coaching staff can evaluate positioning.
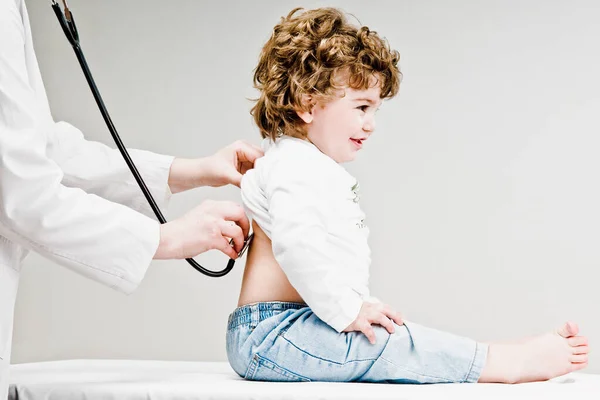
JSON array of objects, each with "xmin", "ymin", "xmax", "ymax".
[{"xmin": 357, "ymin": 105, "xmax": 369, "ymax": 112}]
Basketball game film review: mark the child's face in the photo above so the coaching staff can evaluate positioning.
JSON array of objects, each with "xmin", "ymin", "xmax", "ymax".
[{"xmin": 302, "ymin": 85, "xmax": 382, "ymax": 163}]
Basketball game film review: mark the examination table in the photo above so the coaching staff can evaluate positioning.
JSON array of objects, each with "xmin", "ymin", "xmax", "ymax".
[{"xmin": 8, "ymin": 359, "xmax": 600, "ymax": 399}]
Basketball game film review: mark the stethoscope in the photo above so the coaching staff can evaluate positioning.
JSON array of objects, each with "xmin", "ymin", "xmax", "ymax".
[{"xmin": 50, "ymin": 0, "xmax": 252, "ymax": 277}]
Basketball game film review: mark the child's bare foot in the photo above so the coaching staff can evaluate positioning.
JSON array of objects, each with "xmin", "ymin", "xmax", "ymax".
[{"xmin": 479, "ymin": 322, "xmax": 590, "ymax": 384}]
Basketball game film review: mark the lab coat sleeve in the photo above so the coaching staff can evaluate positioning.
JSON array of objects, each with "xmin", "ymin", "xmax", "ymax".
[
  {"xmin": 46, "ymin": 121, "xmax": 174, "ymax": 219},
  {"xmin": 267, "ymin": 160, "xmax": 363, "ymax": 333},
  {"xmin": 0, "ymin": 4, "xmax": 158, "ymax": 294}
]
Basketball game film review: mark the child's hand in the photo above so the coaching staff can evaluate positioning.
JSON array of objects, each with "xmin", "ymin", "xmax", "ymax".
[{"xmin": 343, "ymin": 302, "xmax": 404, "ymax": 344}]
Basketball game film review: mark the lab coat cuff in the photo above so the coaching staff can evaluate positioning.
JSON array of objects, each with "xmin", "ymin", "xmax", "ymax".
[
  {"xmin": 114, "ymin": 215, "xmax": 161, "ymax": 295},
  {"xmin": 363, "ymin": 295, "xmax": 381, "ymax": 304},
  {"xmin": 327, "ymin": 293, "xmax": 363, "ymax": 333},
  {"xmin": 128, "ymin": 151, "xmax": 174, "ymax": 217}
]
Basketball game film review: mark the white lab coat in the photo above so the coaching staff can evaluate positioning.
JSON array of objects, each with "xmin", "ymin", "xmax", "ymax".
[{"xmin": 0, "ymin": 0, "xmax": 174, "ymax": 397}]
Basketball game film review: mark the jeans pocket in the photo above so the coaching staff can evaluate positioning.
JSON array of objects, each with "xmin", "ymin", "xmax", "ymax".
[{"xmin": 245, "ymin": 354, "xmax": 310, "ymax": 382}]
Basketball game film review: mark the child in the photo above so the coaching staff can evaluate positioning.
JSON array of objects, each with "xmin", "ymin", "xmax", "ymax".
[{"xmin": 226, "ymin": 7, "xmax": 589, "ymax": 384}]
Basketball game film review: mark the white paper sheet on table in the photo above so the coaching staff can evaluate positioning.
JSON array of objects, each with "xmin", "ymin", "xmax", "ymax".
[{"xmin": 8, "ymin": 360, "xmax": 600, "ymax": 400}]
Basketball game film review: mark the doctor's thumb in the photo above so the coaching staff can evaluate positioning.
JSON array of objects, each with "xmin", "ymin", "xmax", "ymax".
[{"xmin": 228, "ymin": 171, "xmax": 243, "ymax": 188}]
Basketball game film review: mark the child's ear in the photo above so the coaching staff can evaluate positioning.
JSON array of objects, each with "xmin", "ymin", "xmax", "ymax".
[
  {"xmin": 297, "ymin": 109, "xmax": 313, "ymax": 124},
  {"xmin": 296, "ymin": 94, "xmax": 314, "ymax": 124}
]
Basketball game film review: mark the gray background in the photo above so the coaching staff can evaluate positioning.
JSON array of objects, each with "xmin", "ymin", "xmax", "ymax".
[{"xmin": 13, "ymin": 0, "xmax": 600, "ymax": 373}]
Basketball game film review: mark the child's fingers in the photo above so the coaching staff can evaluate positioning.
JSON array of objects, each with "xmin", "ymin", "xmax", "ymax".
[
  {"xmin": 360, "ymin": 323, "xmax": 377, "ymax": 344},
  {"xmin": 379, "ymin": 304, "xmax": 404, "ymax": 326},
  {"xmin": 390, "ymin": 311, "xmax": 404, "ymax": 326},
  {"xmin": 376, "ymin": 314, "xmax": 395, "ymax": 334}
]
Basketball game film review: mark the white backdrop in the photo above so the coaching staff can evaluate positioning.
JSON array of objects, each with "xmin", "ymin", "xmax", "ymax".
[{"xmin": 13, "ymin": 0, "xmax": 600, "ymax": 373}]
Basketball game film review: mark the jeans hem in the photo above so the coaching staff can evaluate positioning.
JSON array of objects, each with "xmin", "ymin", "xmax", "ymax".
[{"xmin": 465, "ymin": 342, "xmax": 488, "ymax": 383}]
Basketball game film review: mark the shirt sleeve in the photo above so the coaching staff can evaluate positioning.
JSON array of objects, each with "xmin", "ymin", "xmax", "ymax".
[
  {"xmin": 46, "ymin": 121, "xmax": 173, "ymax": 219},
  {"xmin": 0, "ymin": 2, "xmax": 159, "ymax": 294},
  {"xmin": 267, "ymin": 157, "xmax": 363, "ymax": 332}
]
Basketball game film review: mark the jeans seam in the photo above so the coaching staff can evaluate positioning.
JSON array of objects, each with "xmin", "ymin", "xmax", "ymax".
[
  {"xmin": 371, "ymin": 321, "xmax": 453, "ymax": 382},
  {"xmin": 281, "ymin": 335, "xmax": 377, "ymax": 365},
  {"xmin": 354, "ymin": 328, "xmax": 393, "ymax": 381},
  {"xmin": 254, "ymin": 354, "xmax": 311, "ymax": 382},
  {"xmin": 379, "ymin": 356, "xmax": 454, "ymax": 382},
  {"xmin": 244, "ymin": 356, "xmax": 259, "ymax": 379}
]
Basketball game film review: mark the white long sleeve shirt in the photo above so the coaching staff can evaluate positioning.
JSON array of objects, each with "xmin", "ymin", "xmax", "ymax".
[
  {"xmin": 0, "ymin": 0, "xmax": 173, "ymax": 396},
  {"xmin": 241, "ymin": 136, "xmax": 377, "ymax": 333}
]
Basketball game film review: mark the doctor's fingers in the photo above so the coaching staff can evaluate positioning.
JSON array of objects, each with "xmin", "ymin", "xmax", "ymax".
[
  {"xmin": 219, "ymin": 220, "xmax": 245, "ymax": 253},
  {"xmin": 214, "ymin": 236, "xmax": 239, "ymax": 260},
  {"xmin": 210, "ymin": 201, "xmax": 250, "ymax": 238},
  {"xmin": 240, "ymin": 161, "xmax": 255, "ymax": 175},
  {"xmin": 233, "ymin": 140, "xmax": 264, "ymax": 165}
]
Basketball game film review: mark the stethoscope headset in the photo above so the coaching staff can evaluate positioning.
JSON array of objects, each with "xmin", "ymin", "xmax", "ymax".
[{"xmin": 51, "ymin": 0, "xmax": 252, "ymax": 277}]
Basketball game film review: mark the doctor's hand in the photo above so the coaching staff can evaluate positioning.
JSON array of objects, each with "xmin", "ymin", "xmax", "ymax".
[
  {"xmin": 153, "ymin": 200, "xmax": 249, "ymax": 260},
  {"xmin": 343, "ymin": 302, "xmax": 404, "ymax": 344},
  {"xmin": 168, "ymin": 141, "xmax": 263, "ymax": 193}
]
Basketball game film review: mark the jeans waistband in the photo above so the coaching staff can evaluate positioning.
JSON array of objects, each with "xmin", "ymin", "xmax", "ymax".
[{"xmin": 227, "ymin": 301, "xmax": 307, "ymax": 331}]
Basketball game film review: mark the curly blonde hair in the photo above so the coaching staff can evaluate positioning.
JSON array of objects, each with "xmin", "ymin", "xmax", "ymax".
[{"xmin": 251, "ymin": 7, "xmax": 402, "ymax": 140}]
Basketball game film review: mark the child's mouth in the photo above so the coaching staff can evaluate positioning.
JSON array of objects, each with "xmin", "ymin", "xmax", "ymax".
[{"xmin": 350, "ymin": 138, "xmax": 363, "ymax": 149}]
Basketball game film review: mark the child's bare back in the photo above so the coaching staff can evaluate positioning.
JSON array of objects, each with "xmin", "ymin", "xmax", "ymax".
[{"xmin": 237, "ymin": 221, "xmax": 303, "ymax": 307}]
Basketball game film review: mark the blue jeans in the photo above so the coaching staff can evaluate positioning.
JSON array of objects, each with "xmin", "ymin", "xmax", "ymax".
[{"xmin": 226, "ymin": 302, "xmax": 488, "ymax": 384}]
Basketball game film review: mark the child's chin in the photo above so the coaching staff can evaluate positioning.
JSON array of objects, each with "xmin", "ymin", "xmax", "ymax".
[{"xmin": 340, "ymin": 153, "xmax": 357, "ymax": 163}]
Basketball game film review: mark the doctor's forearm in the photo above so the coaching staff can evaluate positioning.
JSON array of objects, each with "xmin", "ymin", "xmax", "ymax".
[{"xmin": 167, "ymin": 157, "xmax": 213, "ymax": 194}]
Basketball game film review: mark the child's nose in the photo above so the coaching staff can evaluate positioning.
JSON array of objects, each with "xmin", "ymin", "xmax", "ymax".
[{"xmin": 363, "ymin": 117, "xmax": 376, "ymax": 133}]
